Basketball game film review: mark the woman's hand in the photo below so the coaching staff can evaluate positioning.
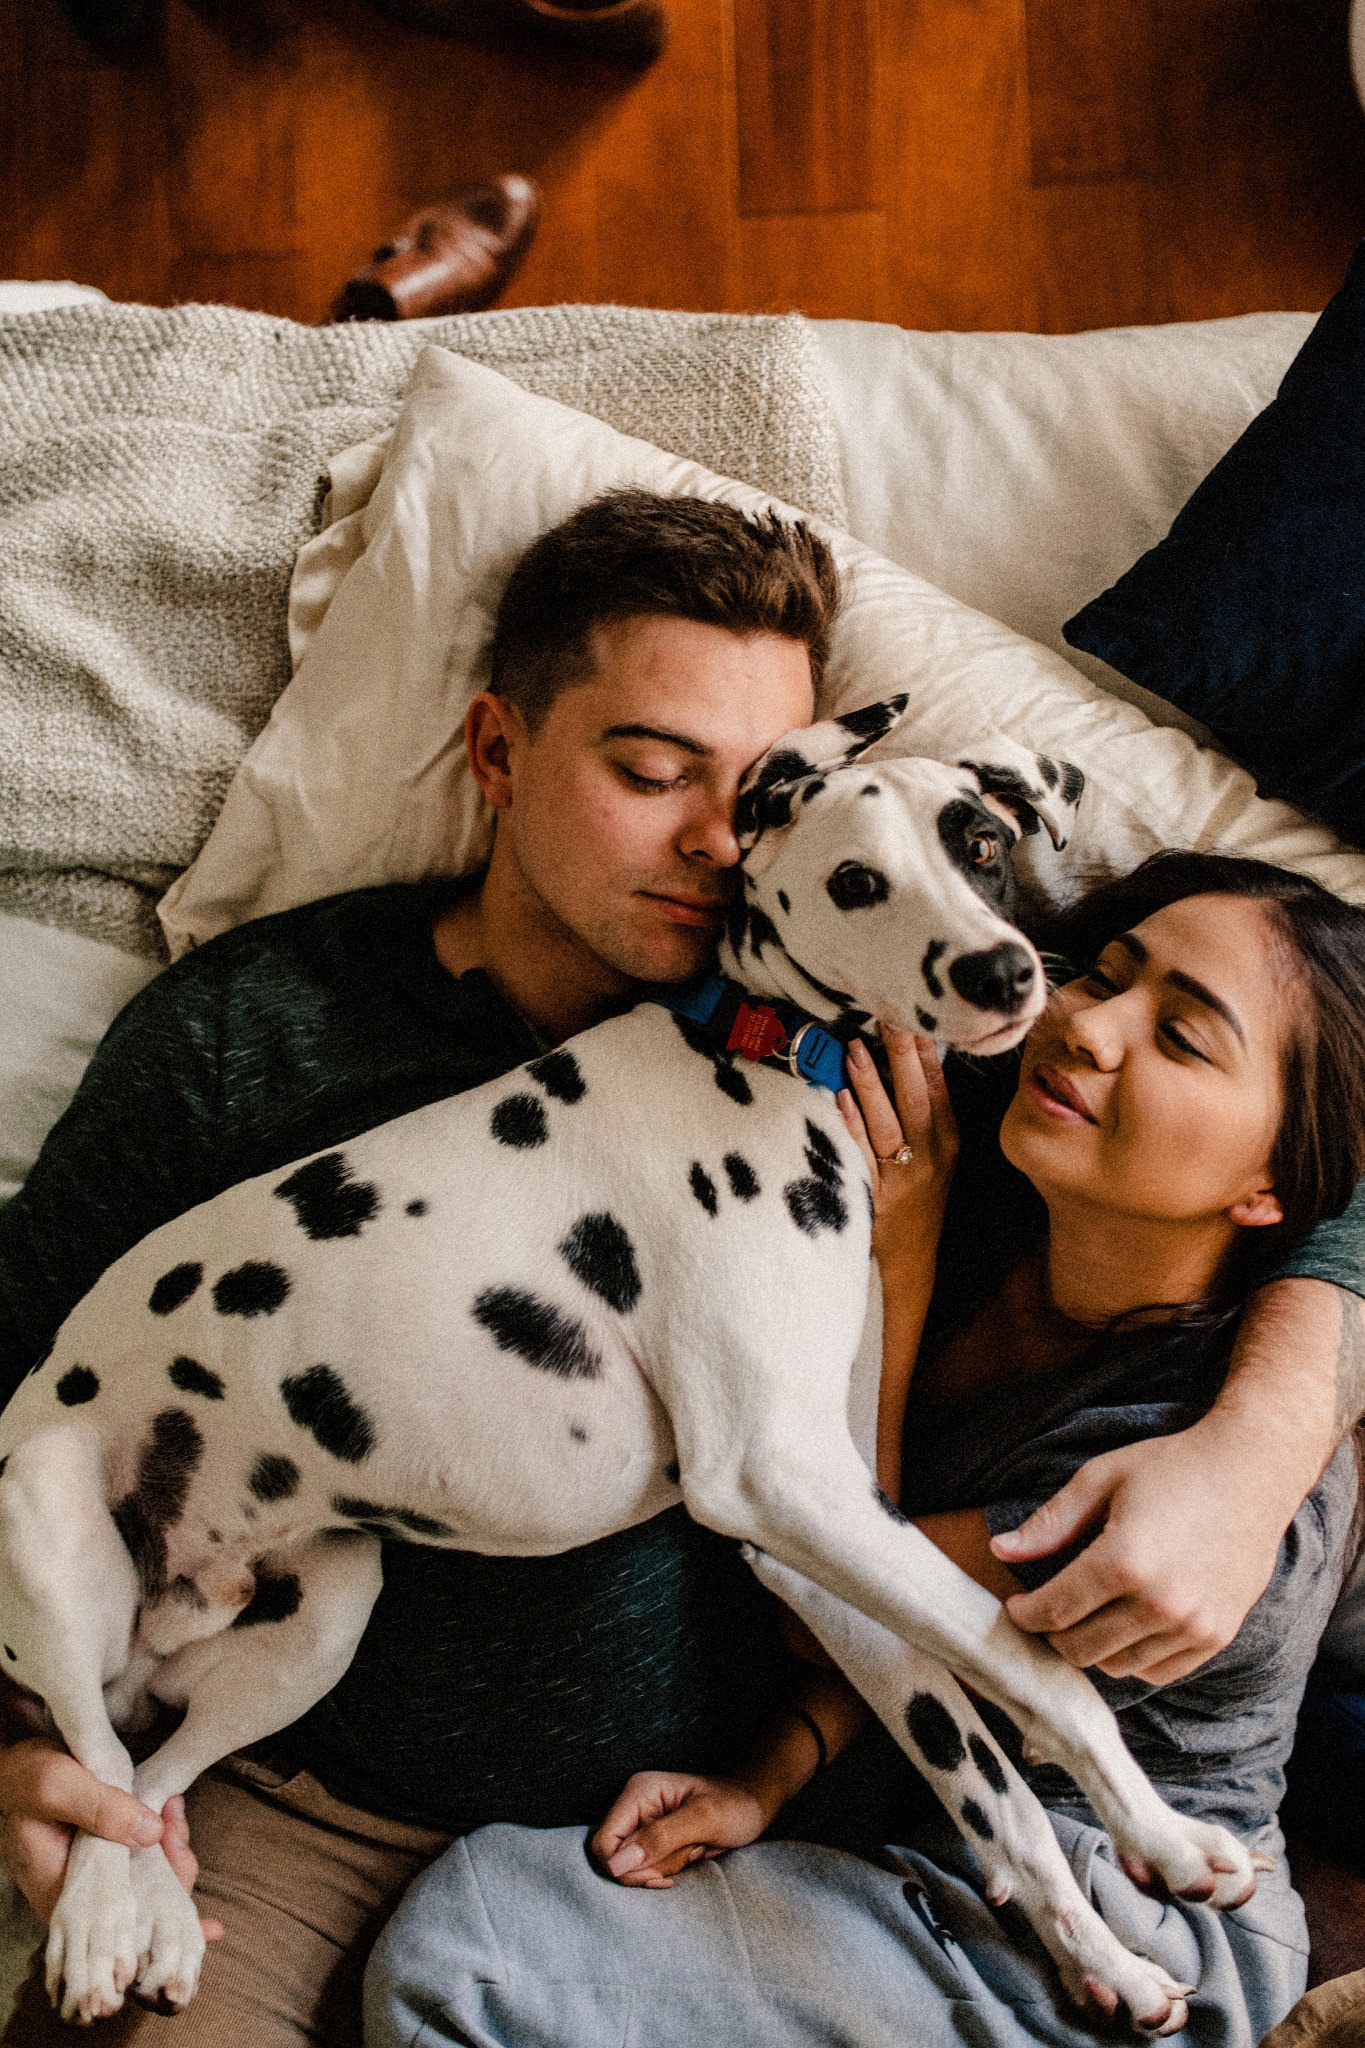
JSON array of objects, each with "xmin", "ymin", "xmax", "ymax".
[
  {"xmin": 0, "ymin": 1737, "xmax": 223, "ymax": 1942},
  {"xmin": 840, "ymin": 1031, "xmax": 958, "ymax": 1495},
  {"xmin": 838, "ymin": 1030, "xmax": 958, "ymax": 1277},
  {"xmin": 590, "ymin": 1770, "xmax": 771, "ymax": 1888}
]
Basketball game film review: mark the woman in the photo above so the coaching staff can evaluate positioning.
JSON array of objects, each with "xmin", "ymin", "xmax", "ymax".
[{"xmin": 366, "ymin": 853, "xmax": 1365, "ymax": 2048}]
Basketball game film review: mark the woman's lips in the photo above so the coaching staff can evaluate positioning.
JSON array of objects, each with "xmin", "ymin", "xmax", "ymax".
[
  {"xmin": 644, "ymin": 892, "xmax": 726, "ymax": 928},
  {"xmin": 1029, "ymin": 1064, "xmax": 1098, "ymax": 1124}
]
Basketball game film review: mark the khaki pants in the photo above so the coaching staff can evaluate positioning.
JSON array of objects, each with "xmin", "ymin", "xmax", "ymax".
[
  {"xmin": 1261, "ymin": 1973, "xmax": 1365, "ymax": 2048},
  {"xmin": 3, "ymin": 1754, "xmax": 453, "ymax": 2047}
]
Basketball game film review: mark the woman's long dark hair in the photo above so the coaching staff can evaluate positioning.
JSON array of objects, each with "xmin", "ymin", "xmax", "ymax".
[{"xmin": 1051, "ymin": 851, "xmax": 1365, "ymax": 1294}]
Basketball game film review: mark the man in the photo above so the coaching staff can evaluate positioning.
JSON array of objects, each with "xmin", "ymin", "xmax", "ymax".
[{"xmin": 0, "ymin": 490, "xmax": 1360, "ymax": 2045}]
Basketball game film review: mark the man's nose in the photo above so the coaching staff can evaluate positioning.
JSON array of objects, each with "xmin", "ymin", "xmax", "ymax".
[{"xmin": 680, "ymin": 800, "xmax": 742, "ymax": 867}]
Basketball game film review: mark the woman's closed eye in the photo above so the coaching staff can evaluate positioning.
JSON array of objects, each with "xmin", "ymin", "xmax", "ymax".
[{"xmin": 1158, "ymin": 1017, "xmax": 1211, "ymax": 1062}]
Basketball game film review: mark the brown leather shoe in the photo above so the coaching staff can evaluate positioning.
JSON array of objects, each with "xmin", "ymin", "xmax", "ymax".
[
  {"xmin": 370, "ymin": 0, "xmax": 668, "ymax": 65},
  {"xmin": 329, "ymin": 175, "xmax": 541, "ymax": 323}
]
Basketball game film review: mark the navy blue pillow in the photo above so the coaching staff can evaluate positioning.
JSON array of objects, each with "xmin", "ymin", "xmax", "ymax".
[{"xmin": 1064, "ymin": 241, "xmax": 1365, "ymax": 847}]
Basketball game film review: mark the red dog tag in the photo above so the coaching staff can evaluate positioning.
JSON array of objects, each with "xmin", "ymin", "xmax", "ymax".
[{"xmin": 727, "ymin": 1002, "xmax": 788, "ymax": 1061}]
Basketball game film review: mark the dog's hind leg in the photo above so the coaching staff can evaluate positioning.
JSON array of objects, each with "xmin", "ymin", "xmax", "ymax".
[
  {"xmin": 748, "ymin": 1552, "xmax": 1196, "ymax": 2036},
  {"xmin": 115, "ymin": 1530, "xmax": 383, "ymax": 2011},
  {"xmin": 0, "ymin": 1426, "xmax": 145, "ymax": 2022}
]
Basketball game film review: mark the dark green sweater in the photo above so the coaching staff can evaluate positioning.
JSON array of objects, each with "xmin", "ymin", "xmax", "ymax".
[{"xmin": 0, "ymin": 881, "xmax": 791, "ymax": 1829}]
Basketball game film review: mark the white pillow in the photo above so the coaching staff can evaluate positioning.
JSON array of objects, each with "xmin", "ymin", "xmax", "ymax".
[
  {"xmin": 158, "ymin": 346, "xmax": 1365, "ymax": 958},
  {"xmin": 0, "ymin": 916, "xmax": 157, "ymax": 1201}
]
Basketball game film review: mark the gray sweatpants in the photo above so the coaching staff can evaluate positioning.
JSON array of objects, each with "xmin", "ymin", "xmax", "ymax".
[{"xmin": 364, "ymin": 1812, "xmax": 1305, "ymax": 2048}]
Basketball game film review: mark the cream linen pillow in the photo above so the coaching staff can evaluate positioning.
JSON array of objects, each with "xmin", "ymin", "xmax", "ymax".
[{"xmin": 158, "ymin": 345, "xmax": 1365, "ymax": 957}]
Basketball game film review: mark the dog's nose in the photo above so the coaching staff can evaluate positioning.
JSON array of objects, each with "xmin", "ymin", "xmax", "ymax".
[{"xmin": 949, "ymin": 942, "xmax": 1037, "ymax": 1015}]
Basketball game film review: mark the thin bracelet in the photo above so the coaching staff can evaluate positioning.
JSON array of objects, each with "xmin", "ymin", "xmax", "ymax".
[{"xmin": 790, "ymin": 1705, "xmax": 828, "ymax": 1773}]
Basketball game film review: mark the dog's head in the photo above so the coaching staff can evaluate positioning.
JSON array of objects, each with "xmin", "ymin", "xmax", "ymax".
[{"xmin": 724, "ymin": 699, "xmax": 1084, "ymax": 1052}]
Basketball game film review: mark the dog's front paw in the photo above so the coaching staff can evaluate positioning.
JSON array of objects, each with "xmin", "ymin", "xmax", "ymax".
[
  {"xmin": 46, "ymin": 1835, "xmax": 138, "ymax": 2023},
  {"xmin": 130, "ymin": 1845, "xmax": 206, "ymax": 2012},
  {"xmin": 1055, "ymin": 1940, "xmax": 1194, "ymax": 2039},
  {"xmin": 1114, "ymin": 1814, "xmax": 1267, "ymax": 1912}
]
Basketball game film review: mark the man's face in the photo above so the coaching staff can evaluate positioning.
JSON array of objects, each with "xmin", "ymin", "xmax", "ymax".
[{"xmin": 495, "ymin": 615, "xmax": 815, "ymax": 984}]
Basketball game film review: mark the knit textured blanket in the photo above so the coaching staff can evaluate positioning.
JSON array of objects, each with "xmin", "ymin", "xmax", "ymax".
[{"xmin": 0, "ymin": 302, "xmax": 846, "ymax": 959}]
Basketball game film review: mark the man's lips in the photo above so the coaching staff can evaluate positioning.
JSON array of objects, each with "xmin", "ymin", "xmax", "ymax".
[
  {"xmin": 1029, "ymin": 1063, "xmax": 1098, "ymax": 1124},
  {"xmin": 642, "ymin": 891, "xmax": 727, "ymax": 928}
]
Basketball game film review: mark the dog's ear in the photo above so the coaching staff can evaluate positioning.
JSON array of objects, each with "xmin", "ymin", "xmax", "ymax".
[
  {"xmin": 958, "ymin": 742, "xmax": 1085, "ymax": 851},
  {"xmin": 735, "ymin": 695, "xmax": 910, "ymax": 848}
]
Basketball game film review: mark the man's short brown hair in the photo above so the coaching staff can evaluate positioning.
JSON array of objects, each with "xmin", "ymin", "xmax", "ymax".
[{"xmin": 488, "ymin": 489, "xmax": 841, "ymax": 729}]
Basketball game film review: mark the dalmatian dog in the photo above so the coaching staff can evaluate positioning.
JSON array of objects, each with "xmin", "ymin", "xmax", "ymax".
[{"xmin": 0, "ymin": 697, "xmax": 1265, "ymax": 2031}]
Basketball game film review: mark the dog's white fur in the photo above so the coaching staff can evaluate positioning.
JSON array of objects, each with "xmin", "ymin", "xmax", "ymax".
[{"xmin": 0, "ymin": 705, "xmax": 1261, "ymax": 2030}]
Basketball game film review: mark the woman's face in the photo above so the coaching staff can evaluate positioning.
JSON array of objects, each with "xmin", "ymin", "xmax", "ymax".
[{"xmin": 1000, "ymin": 893, "xmax": 1290, "ymax": 1231}]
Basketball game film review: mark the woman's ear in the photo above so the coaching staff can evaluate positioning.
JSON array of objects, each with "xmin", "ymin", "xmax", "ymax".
[{"xmin": 1228, "ymin": 1184, "xmax": 1285, "ymax": 1229}]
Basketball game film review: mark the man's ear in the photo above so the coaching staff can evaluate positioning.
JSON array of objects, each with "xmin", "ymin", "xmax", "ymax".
[
  {"xmin": 1229, "ymin": 1185, "xmax": 1285, "ymax": 1229},
  {"xmin": 467, "ymin": 692, "xmax": 523, "ymax": 811},
  {"xmin": 958, "ymin": 739, "xmax": 1085, "ymax": 851},
  {"xmin": 735, "ymin": 694, "xmax": 910, "ymax": 848}
]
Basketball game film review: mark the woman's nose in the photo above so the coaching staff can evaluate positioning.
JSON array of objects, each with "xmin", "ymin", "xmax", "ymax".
[{"xmin": 1063, "ymin": 998, "xmax": 1125, "ymax": 1068}]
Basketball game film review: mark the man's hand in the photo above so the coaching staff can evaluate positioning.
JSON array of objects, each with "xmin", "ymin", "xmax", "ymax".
[
  {"xmin": 991, "ymin": 1418, "xmax": 1286, "ymax": 1685},
  {"xmin": 994, "ymin": 1277, "xmax": 1362, "ymax": 1686},
  {"xmin": 590, "ymin": 1770, "xmax": 771, "ymax": 1888},
  {"xmin": 0, "ymin": 1738, "xmax": 223, "ymax": 1943}
]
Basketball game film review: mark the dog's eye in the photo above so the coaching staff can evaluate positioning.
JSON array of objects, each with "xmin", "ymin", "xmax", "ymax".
[
  {"xmin": 826, "ymin": 861, "xmax": 890, "ymax": 911},
  {"xmin": 967, "ymin": 833, "xmax": 999, "ymax": 867}
]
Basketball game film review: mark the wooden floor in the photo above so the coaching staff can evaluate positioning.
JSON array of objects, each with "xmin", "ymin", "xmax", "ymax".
[{"xmin": 2, "ymin": 0, "xmax": 1364, "ymax": 331}]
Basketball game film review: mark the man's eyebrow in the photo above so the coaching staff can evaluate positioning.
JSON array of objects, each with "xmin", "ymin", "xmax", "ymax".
[
  {"xmin": 600, "ymin": 723, "xmax": 711, "ymax": 757},
  {"xmin": 1109, "ymin": 931, "xmax": 1245, "ymax": 1044}
]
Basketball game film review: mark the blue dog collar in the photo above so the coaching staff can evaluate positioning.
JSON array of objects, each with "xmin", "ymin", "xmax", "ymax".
[{"xmin": 644, "ymin": 975, "xmax": 849, "ymax": 1094}]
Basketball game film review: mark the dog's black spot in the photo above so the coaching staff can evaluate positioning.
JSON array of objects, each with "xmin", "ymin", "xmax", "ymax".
[
  {"xmin": 169, "ymin": 1356, "xmax": 224, "ymax": 1401},
  {"xmin": 329, "ymin": 1494, "xmax": 454, "ymax": 1538},
  {"xmin": 2, "ymin": 1647, "xmax": 14, "ymax": 1663},
  {"xmin": 938, "ymin": 797, "xmax": 1018, "ymax": 912},
  {"xmin": 665, "ymin": 1458, "xmax": 681, "ymax": 1484},
  {"xmin": 921, "ymin": 939, "xmax": 948, "ymax": 1000},
  {"xmin": 826, "ymin": 861, "xmax": 890, "ymax": 912},
  {"xmin": 672, "ymin": 1014, "xmax": 754, "ymax": 1105},
  {"xmin": 689, "ymin": 1164, "xmax": 719, "ymax": 1216},
  {"xmin": 233, "ymin": 1568, "xmax": 303, "ymax": 1628},
  {"xmin": 0, "ymin": 1458, "xmax": 7, "ymax": 1481},
  {"xmin": 559, "ymin": 1212, "xmax": 641, "ymax": 1313},
  {"xmin": 112, "ymin": 1409, "xmax": 205, "ymax": 1599},
  {"xmin": 569, "ymin": 1424, "xmax": 589, "ymax": 1444},
  {"xmin": 280, "ymin": 1366, "xmax": 376, "ymax": 1463},
  {"xmin": 969, "ymin": 1734, "xmax": 1009, "ymax": 1795},
  {"xmin": 529, "ymin": 1050, "xmax": 586, "ymax": 1104},
  {"xmin": 55, "ymin": 1365, "xmax": 99, "ymax": 1406},
  {"xmin": 905, "ymin": 1692, "xmax": 966, "ymax": 1773},
  {"xmin": 275, "ymin": 1152, "xmax": 380, "ymax": 1241},
  {"xmin": 861, "ymin": 782, "xmax": 881, "ymax": 797},
  {"xmin": 724, "ymin": 1153, "xmax": 760, "ymax": 1201},
  {"xmin": 490, "ymin": 1094, "xmax": 549, "ymax": 1149},
  {"xmin": 916, "ymin": 1007, "xmax": 937, "ymax": 1033},
  {"xmin": 214, "ymin": 1261, "xmax": 291, "ymax": 1318},
  {"xmin": 803, "ymin": 1120, "xmax": 843, "ymax": 1186},
  {"xmin": 735, "ymin": 747, "xmax": 810, "ymax": 839},
  {"xmin": 405, "ymin": 1200, "xmax": 428, "ymax": 1217},
  {"xmin": 784, "ymin": 1178, "xmax": 848, "ymax": 1236},
  {"xmin": 961, "ymin": 1798, "xmax": 995, "ymax": 1843},
  {"xmin": 875, "ymin": 1481, "xmax": 910, "ymax": 1525},
  {"xmin": 1037, "ymin": 754, "xmax": 1060, "ymax": 791},
  {"xmin": 1060, "ymin": 762, "xmax": 1086, "ymax": 807},
  {"xmin": 725, "ymin": 894, "xmax": 750, "ymax": 954},
  {"xmin": 149, "ymin": 1262, "xmax": 204, "ymax": 1316},
  {"xmin": 959, "ymin": 762, "xmax": 1042, "ymax": 836},
  {"xmin": 748, "ymin": 906, "xmax": 782, "ymax": 956},
  {"xmin": 835, "ymin": 694, "xmax": 908, "ymax": 742},
  {"xmin": 804, "ymin": 777, "xmax": 826, "ymax": 800},
  {"xmin": 472, "ymin": 1287, "xmax": 600, "ymax": 1381},
  {"xmin": 714, "ymin": 1061, "xmax": 754, "ymax": 1106},
  {"xmin": 248, "ymin": 1452, "xmax": 300, "ymax": 1502},
  {"xmin": 777, "ymin": 889, "xmax": 791, "ymax": 914}
]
